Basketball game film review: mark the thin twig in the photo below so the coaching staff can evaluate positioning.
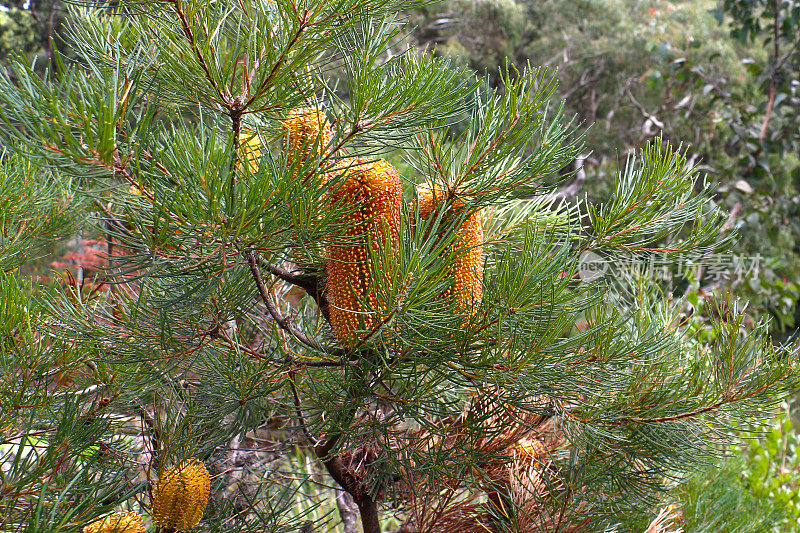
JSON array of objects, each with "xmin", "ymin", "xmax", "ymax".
[
  {"xmin": 243, "ymin": 11, "xmax": 308, "ymax": 109},
  {"xmin": 625, "ymin": 82, "xmax": 665, "ymax": 130},
  {"xmin": 759, "ymin": 0, "xmax": 781, "ymax": 142},
  {"xmin": 215, "ymin": 327, "xmax": 343, "ymax": 368},
  {"xmin": 171, "ymin": 0, "xmax": 224, "ymax": 102},
  {"xmin": 288, "ymin": 369, "xmax": 317, "ymax": 445}
]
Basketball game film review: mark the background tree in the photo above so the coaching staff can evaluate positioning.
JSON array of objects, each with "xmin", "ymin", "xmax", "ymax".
[
  {"xmin": 0, "ymin": 0, "xmax": 67, "ymax": 64},
  {"xmin": 0, "ymin": 6, "xmax": 39, "ymax": 59},
  {"xmin": 1, "ymin": 1, "xmax": 798, "ymax": 533}
]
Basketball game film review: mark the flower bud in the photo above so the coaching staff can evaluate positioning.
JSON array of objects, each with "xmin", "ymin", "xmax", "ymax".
[
  {"xmin": 416, "ymin": 184, "xmax": 483, "ymax": 312},
  {"xmin": 327, "ymin": 158, "xmax": 401, "ymax": 345},
  {"xmin": 282, "ymin": 107, "xmax": 332, "ymax": 171},
  {"xmin": 151, "ymin": 457, "xmax": 210, "ymax": 531},
  {"xmin": 82, "ymin": 512, "xmax": 145, "ymax": 533}
]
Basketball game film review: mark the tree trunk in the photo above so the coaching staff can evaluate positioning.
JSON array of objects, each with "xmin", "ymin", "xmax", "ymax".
[{"xmin": 356, "ymin": 496, "xmax": 381, "ymax": 533}]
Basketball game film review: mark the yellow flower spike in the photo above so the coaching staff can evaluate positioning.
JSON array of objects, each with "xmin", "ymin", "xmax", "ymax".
[
  {"xmin": 326, "ymin": 158, "xmax": 402, "ymax": 346},
  {"xmin": 238, "ymin": 129, "xmax": 262, "ymax": 174},
  {"xmin": 151, "ymin": 457, "xmax": 210, "ymax": 531},
  {"xmin": 416, "ymin": 183, "xmax": 484, "ymax": 313},
  {"xmin": 82, "ymin": 512, "xmax": 145, "ymax": 533},
  {"xmin": 281, "ymin": 107, "xmax": 332, "ymax": 173}
]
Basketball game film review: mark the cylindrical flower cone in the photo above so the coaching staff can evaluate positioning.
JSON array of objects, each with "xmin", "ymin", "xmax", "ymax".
[
  {"xmin": 282, "ymin": 107, "xmax": 332, "ymax": 181},
  {"xmin": 279, "ymin": 108, "xmax": 333, "ymax": 262},
  {"xmin": 416, "ymin": 184, "xmax": 483, "ymax": 312},
  {"xmin": 326, "ymin": 158, "xmax": 402, "ymax": 346},
  {"xmin": 82, "ymin": 512, "xmax": 146, "ymax": 533},
  {"xmin": 151, "ymin": 457, "xmax": 210, "ymax": 531}
]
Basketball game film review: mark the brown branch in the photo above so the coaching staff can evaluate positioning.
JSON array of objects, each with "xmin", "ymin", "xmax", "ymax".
[
  {"xmin": 759, "ymin": 0, "xmax": 786, "ymax": 142},
  {"xmin": 317, "ymin": 440, "xmax": 382, "ymax": 533},
  {"xmin": 286, "ymin": 367, "xmax": 318, "ymax": 446},
  {"xmin": 44, "ymin": 1, "xmax": 58, "ymax": 63},
  {"xmin": 229, "ymin": 103, "xmax": 243, "ymax": 211},
  {"xmin": 257, "ymin": 256, "xmax": 330, "ymax": 321},
  {"xmin": 357, "ymin": 500, "xmax": 381, "ymax": 533},
  {"xmin": 759, "ymin": 79, "xmax": 777, "ymax": 142},
  {"xmin": 171, "ymin": 0, "xmax": 224, "ymax": 102},
  {"xmin": 246, "ymin": 251, "xmax": 343, "ymax": 356},
  {"xmin": 313, "ymin": 355, "xmax": 382, "ymax": 533}
]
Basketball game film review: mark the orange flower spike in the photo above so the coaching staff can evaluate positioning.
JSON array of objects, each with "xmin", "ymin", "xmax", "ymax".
[
  {"xmin": 416, "ymin": 184, "xmax": 484, "ymax": 311},
  {"xmin": 327, "ymin": 159, "xmax": 402, "ymax": 346},
  {"xmin": 82, "ymin": 512, "xmax": 146, "ymax": 533},
  {"xmin": 281, "ymin": 107, "xmax": 332, "ymax": 168},
  {"xmin": 151, "ymin": 457, "xmax": 211, "ymax": 531}
]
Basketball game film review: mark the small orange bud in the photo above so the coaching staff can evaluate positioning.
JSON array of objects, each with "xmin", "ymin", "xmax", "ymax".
[
  {"xmin": 151, "ymin": 457, "xmax": 210, "ymax": 531},
  {"xmin": 82, "ymin": 512, "xmax": 145, "ymax": 533},
  {"xmin": 512, "ymin": 438, "xmax": 546, "ymax": 467},
  {"xmin": 326, "ymin": 158, "xmax": 402, "ymax": 345},
  {"xmin": 416, "ymin": 184, "xmax": 483, "ymax": 312}
]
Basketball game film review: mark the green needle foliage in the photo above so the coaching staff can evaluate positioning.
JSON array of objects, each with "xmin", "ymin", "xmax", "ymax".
[{"xmin": 0, "ymin": 1, "xmax": 797, "ymax": 532}]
